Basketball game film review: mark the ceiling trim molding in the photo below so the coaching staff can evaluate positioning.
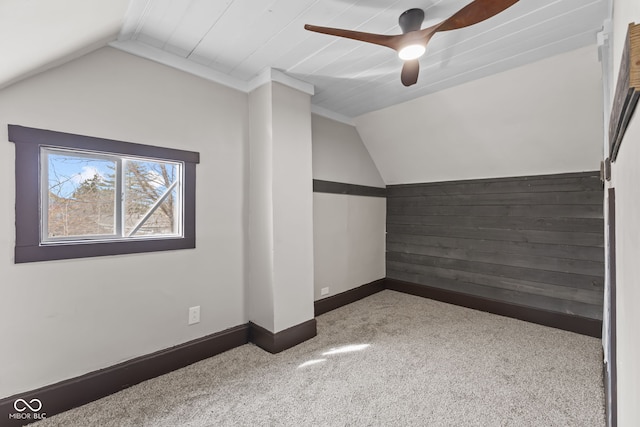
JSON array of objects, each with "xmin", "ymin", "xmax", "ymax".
[
  {"xmin": 118, "ymin": 0, "xmax": 154, "ymax": 41},
  {"xmin": 247, "ymin": 68, "xmax": 315, "ymax": 96},
  {"xmin": 311, "ymin": 105, "xmax": 355, "ymax": 126},
  {"xmin": 109, "ymin": 40, "xmax": 316, "ymax": 99},
  {"xmin": 109, "ymin": 39, "xmax": 249, "ymax": 91}
]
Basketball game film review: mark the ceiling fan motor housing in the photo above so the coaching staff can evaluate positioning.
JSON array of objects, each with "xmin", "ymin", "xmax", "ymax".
[{"xmin": 399, "ymin": 8, "xmax": 425, "ymax": 33}]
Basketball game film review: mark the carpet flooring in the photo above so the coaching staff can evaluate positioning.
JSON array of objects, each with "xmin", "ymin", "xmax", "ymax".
[{"xmin": 34, "ymin": 290, "xmax": 605, "ymax": 426}]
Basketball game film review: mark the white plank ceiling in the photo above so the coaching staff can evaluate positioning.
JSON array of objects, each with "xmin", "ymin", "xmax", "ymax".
[{"xmin": 111, "ymin": 0, "xmax": 609, "ymax": 119}]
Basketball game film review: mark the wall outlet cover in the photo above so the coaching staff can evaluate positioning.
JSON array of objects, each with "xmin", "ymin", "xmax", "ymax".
[
  {"xmin": 188, "ymin": 306, "xmax": 200, "ymax": 325},
  {"xmin": 321, "ymin": 287, "xmax": 330, "ymax": 296}
]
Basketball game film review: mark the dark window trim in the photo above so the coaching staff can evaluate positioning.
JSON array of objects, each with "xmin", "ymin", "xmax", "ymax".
[{"xmin": 8, "ymin": 125, "xmax": 200, "ymax": 263}]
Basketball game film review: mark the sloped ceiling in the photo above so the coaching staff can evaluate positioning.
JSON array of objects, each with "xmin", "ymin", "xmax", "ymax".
[
  {"xmin": 111, "ymin": 0, "xmax": 609, "ymax": 119},
  {"xmin": 1, "ymin": 0, "xmax": 608, "ymax": 185},
  {"xmin": 2, "ymin": 0, "xmax": 608, "ymax": 120},
  {"xmin": 0, "ymin": 0, "xmax": 129, "ymax": 90},
  {"xmin": 355, "ymin": 45, "xmax": 605, "ymax": 184}
]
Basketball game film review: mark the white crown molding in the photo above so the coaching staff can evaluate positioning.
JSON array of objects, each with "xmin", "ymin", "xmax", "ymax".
[
  {"xmin": 310, "ymin": 105, "xmax": 355, "ymax": 126},
  {"xmin": 108, "ymin": 40, "xmax": 365, "ymax": 122},
  {"xmin": 109, "ymin": 40, "xmax": 316, "ymax": 98},
  {"xmin": 109, "ymin": 40, "xmax": 249, "ymax": 92},
  {"xmin": 247, "ymin": 68, "xmax": 314, "ymax": 96}
]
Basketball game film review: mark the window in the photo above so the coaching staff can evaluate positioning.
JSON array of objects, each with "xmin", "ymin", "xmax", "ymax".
[
  {"xmin": 9, "ymin": 125, "xmax": 200, "ymax": 263},
  {"xmin": 43, "ymin": 148, "xmax": 182, "ymax": 241}
]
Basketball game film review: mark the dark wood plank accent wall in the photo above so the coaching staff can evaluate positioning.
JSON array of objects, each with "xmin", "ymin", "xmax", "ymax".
[{"xmin": 386, "ymin": 171, "xmax": 605, "ymax": 320}]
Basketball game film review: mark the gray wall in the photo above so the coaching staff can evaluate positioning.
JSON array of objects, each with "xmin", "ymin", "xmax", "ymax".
[{"xmin": 386, "ymin": 171, "xmax": 604, "ymax": 320}]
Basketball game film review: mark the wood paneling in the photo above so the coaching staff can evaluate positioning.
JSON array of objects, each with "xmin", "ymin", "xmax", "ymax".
[
  {"xmin": 386, "ymin": 172, "xmax": 605, "ymax": 320},
  {"xmin": 609, "ymin": 23, "xmax": 640, "ymax": 161},
  {"xmin": 114, "ymin": 0, "xmax": 609, "ymax": 118},
  {"xmin": 385, "ymin": 278, "xmax": 603, "ymax": 337}
]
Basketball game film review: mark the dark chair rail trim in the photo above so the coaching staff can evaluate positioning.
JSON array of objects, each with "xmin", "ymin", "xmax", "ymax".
[{"xmin": 313, "ymin": 180, "xmax": 386, "ymax": 197}]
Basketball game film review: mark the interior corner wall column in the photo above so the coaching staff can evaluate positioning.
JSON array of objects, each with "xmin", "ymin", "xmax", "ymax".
[
  {"xmin": 247, "ymin": 80, "xmax": 315, "ymax": 337},
  {"xmin": 597, "ymin": 11, "xmax": 615, "ymax": 427}
]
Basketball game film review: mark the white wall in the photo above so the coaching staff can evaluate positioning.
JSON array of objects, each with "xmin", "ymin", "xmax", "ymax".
[
  {"xmin": 271, "ymin": 82, "xmax": 315, "ymax": 333},
  {"xmin": 611, "ymin": 109, "xmax": 640, "ymax": 427},
  {"xmin": 313, "ymin": 193, "xmax": 386, "ymax": 300},
  {"xmin": 311, "ymin": 114, "xmax": 385, "ymax": 300},
  {"xmin": 355, "ymin": 45, "xmax": 604, "ymax": 185},
  {"xmin": 610, "ymin": 1, "xmax": 640, "ymax": 425},
  {"xmin": 247, "ymin": 82, "xmax": 315, "ymax": 333},
  {"xmin": 247, "ymin": 84, "xmax": 275, "ymax": 331},
  {"xmin": 312, "ymin": 114, "xmax": 385, "ymax": 188},
  {"xmin": 0, "ymin": 47, "xmax": 248, "ymax": 398}
]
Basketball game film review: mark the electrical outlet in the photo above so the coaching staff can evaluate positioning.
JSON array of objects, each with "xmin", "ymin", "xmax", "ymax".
[
  {"xmin": 321, "ymin": 287, "xmax": 330, "ymax": 296},
  {"xmin": 188, "ymin": 306, "xmax": 200, "ymax": 325}
]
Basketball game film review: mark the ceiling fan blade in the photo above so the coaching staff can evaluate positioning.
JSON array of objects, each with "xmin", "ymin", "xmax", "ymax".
[
  {"xmin": 304, "ymin": 24, "xmax": 402, "ymax": 51},
  {"xmin": 436, "ymin": 0, "xmax": 519, "ymax": 32},
  {"xmin": 401, "ymin": 60, "xmax": 420, "ymax": 87}
]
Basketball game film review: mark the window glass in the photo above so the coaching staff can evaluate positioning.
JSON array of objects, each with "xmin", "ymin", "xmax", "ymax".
[
  {"xmin": 124, "ymin": 159, "xmax": 181, "ymax": 237},
  {"xmin": 45, "ymin": 150, "xmax": 117, "ymax": 240},
  {"xmin": 42, "ymin": 148, "xmax": 183, "ymax": 243}
]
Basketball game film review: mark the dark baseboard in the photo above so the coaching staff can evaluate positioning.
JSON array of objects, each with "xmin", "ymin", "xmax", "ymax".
[
  {"xmin": 314, "ymin": 279, "xmax": 385, "ymax": 316},
  {"xmin": 385, "ymin": 278, "xmax": 603, "ymax": 338},
  {"xmin": 604, "ymin": 356, "xmax": 617, "ymax": 427},
  {"xmin": 0, "ymin": 324, "xmax": 249, "ymax": 426},
  {"xmin": 606, "ymin": 187, "xmax": 617, "ymax": 427},
  {"xmin": 0, "ymin": 316, "xmax": 320, "ymax": 425},
  {"xmin": 604, "ymin": 359, "xmax": 610, "ymax": 425},
  {"xmin": 1, "ymin": 276, "xmax": 603, "ymax": 425},
  {"xmin": 249, "ymin": 319, "xmax": 317, "ymax": 354}
]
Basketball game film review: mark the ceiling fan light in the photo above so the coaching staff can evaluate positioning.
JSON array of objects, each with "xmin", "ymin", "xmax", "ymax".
[{"xmin": 398, "ymin": 44, "xmax": 426, "ymax": 60}]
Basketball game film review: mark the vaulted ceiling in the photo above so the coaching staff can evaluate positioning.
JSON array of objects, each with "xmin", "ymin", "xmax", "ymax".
[
  {"xmin": 3, "ymin": 0, "xmax": 608, "ymax": 119},
  {"xmin": 0, "ymin": 0, "xmax": 129, "ymax": 90},
  {"xmin": 111, "ymin": 0, "xmax": 609, "ymax": 118},
  {"xmin": 1, "ymin": 0, "xmax": 610, "ymax": 185}
]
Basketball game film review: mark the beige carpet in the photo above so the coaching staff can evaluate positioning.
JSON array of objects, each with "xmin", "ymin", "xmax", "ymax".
[{"xmin": 35, "ymin": 290, "xmax": 605, "ymax": 426}]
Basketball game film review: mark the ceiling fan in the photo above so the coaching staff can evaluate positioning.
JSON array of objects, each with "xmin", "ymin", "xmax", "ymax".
[{"xmin": 304, "ymin": 0, "xmax": 519, "ymax": 87}]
